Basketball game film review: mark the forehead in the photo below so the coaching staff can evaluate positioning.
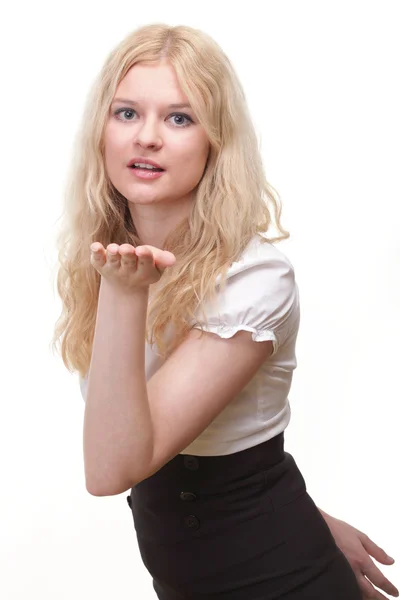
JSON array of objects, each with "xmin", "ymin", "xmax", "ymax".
[{"xmin": 114, "ymin": 62, "xmax": 189, "ymax": 105}]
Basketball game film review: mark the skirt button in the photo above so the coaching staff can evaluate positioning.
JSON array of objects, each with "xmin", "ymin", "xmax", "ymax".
[
  {"xmin": 180, "ymin": 491, "xmax": 197, "ymax": 501},
  {"xmin": 184, "ymin": 515, "xmax": 200, "ymax": 530},
  {"xmin": 183, "ymin": 456, "xmax": 199, "ymax": 470}
]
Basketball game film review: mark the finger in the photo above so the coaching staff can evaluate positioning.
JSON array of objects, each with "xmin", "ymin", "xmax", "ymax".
[
  {"xmin": 135, "ymin": 246, "xmax": 157, "ymax": 271},
  {"xmin": 140, "ymin": 245, "xmax": 176, "ymax": 267},
  {"xmin": 106, "ymin": 243, "xmax": 121, "ymax": 264},
  {"xmin": 362, "ymin": 535, "xmax": 395, "ymax": 566},
  {"xmin": 90, "ymin": 243, "xmax": 107, "ymax": 266},
  {"xmin": 362, "ymin": 559, "xmax": 399, "ymax": 597},
  {"xmin": 135, "ymin": 245, "xmax": 153, "ymax": 259},
  {"xmin": 159, "ymin": 250, "xmax": 176, "ymax": 267},
  {"xmin": 358, "ymin": 574, "xmax": 389, "ymax": 600},
  {"xmin": 135, "ymin": 246, "xmax": 161, "ymax": 274},
  {"xmin": 119, "ymin": 244, "xmax": 137, "ymax": 267}
]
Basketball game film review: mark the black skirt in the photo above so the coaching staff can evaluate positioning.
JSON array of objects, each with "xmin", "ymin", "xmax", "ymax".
[{"xmin": 126, "ymin": 433, "xmax": 361, "ymax": 599}]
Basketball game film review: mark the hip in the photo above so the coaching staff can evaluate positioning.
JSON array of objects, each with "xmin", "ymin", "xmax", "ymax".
[{"xmin": 126, "ymin": 434, "xmax": 360, "ymax": 598}]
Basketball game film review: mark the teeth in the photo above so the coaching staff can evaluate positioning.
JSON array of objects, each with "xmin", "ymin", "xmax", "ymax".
[{"xmin": 134, "ymin": 163, "xmax": 158, "ymax": 170}]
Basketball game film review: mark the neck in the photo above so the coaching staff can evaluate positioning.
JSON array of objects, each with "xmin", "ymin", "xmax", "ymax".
[{"xmin": 128, "ymin": 196, "xmax": 193, "ymax": 249}]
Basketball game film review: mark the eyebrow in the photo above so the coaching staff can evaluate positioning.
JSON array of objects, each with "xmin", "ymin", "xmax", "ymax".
[{"xmin": 112, "ymin": 98, "xmax": 192, "ymax": 110}]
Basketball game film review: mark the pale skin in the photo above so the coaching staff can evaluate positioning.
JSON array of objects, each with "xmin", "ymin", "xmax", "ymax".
[{"xmin": 84, "ymin": 61, "xmax": 398, "ymax": 599}]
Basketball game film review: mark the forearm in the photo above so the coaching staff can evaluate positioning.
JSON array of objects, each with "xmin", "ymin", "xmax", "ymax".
[{"xmin": 84, "ymin": 278, "xmax": 152, "ymax": 496}]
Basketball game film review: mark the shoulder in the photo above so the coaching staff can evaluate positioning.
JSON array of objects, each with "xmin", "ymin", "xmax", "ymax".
[
  {"xmin": 223, "ymin": 233, "xmax": 294, "ymax": 280},
  {"xmin": 215, "ymin": 233, "xmax": 296, "ymax": 300}
]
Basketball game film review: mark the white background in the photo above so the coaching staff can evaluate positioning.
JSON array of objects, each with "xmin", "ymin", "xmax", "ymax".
[{"xmin": 1, "ymin": 1, "xmax": 399, "ymax": 598}]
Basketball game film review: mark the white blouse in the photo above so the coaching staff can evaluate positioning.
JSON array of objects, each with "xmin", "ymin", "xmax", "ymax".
[{"xmin": 79, "ymin": 233, "xmax": 300, "ymax": 456}]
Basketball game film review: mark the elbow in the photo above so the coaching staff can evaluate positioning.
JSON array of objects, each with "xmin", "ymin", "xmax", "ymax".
[
  {"xmin": 85, "ymin": 471, "xmax": 136, "ymax": 497},
  {"xmin": 85, "ymin": 471, "xmax": 152, "ymax": 496},
  {"xmin": 83, "ymin": 450, "xmax": 139, "ymax": 496},
  {"xmin": 83, "ymin": 444, "xmax": 155, "ymax": 495},
  {"xmin": 84, "ymin": 472, "xmax": 109, "ymax": 496},
  {"xmin": 85, "ymin": 474, "xmax": 111, "ymax": 496},
  {"xmin": 85, "ymin": 479, "xmax": 133, "ymax": 497},
  {"xmin": 86, "ymin": 485, "xmax": 109, "ymax": 497}
]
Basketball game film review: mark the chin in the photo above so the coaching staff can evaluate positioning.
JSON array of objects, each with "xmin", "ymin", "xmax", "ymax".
[{"xmin": 125, "ymin": 191, "xmax": 165, "ymax": 205}]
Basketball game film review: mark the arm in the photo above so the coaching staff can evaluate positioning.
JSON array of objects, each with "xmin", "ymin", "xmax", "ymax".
[
  {"xmin": 84, "ymin": 243, "xmax": 274, "ymax": 495},
  {"xmin": 83, "ymin": 279, "xmax": 153, "ymax": 494}
]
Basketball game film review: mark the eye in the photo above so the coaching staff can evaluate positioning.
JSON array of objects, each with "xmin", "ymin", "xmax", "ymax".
[
  {"xmin": 114, "ymin": 108, "xmax": 136, "ymax": 121},
  {"xmin": 168, "ymin": 113, "xmax": 193, "ymax": 127}
]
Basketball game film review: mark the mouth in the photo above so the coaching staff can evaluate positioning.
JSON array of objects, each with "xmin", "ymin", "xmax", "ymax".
[
  {"xmin": 127, "ymin": 159, "xmax": 165, "ymax": 172},
  {"xmin": 127, "ymin": 163, "xmax": 166, "ymax": 180}
]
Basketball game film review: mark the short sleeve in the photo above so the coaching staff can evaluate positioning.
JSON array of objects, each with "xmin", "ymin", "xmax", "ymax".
[{"xmin": 192, "ymin": 242, "xmax": 299, "ymax": 356}]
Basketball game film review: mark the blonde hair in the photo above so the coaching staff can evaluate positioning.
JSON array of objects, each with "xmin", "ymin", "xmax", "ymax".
[{"xmin": 51, "ymin": 23, "xmax": 289, "ymax": 378}]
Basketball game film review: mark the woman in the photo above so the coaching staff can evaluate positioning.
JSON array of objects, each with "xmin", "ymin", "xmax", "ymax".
[{"xmin": 53, "ymin": 24, "xmax": 398, "ymax": 599}]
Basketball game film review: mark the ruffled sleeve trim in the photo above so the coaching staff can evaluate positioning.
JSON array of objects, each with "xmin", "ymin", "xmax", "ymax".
[{"xmin": 194, "ymin": 324, "xmax": 278, "ymax": 354}]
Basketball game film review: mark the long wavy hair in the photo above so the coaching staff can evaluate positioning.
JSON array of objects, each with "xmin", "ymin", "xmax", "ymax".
[{"xmin": 51, "ymin": 23, "xmax": 289, "ymax": 378}]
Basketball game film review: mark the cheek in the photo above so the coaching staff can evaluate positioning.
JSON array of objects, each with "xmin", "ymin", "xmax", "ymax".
[
  {"xmin": 104, "ymin": 131, "xmax": 115, "ymax": 169},
  {"xmin": 173, "ymin": 136, "xmax": 209, "ymax": 176},
  {"xmin": 104, "ymin": 148, "xmax": 119, "ymax": 186},
  {"xmin": 104, "ymin": 123, "xmax": 126, "ymax": 168}
]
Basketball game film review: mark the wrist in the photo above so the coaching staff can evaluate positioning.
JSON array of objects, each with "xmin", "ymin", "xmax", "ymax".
[{"xmin": 100, "ymin": 277, "xmax": 149, "ymax": 300}]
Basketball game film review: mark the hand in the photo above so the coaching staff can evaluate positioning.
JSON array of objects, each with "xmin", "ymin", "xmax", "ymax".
[
  {"xmin": 90, "ymin": 243, "xmax": 176, "ymax": 291},
  {"xmin": 323, "ymin": 513, "xmax": 398, "ymax": 599}
]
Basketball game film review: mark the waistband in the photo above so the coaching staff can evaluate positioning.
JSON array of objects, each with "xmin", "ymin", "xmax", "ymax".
[{"xmin": 171, "ymin": 432, "xmax": 285, "ymax": 481}]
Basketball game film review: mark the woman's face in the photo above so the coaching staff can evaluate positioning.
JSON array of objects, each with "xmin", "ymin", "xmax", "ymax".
[{"xmin": 104, "ymin": 62, "xmax": 210, "ymax": 207}]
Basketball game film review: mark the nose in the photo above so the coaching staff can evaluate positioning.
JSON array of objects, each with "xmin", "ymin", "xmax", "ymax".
[{"xmin": 134, "ymin": 117, "xmax": 162, "ymax": 150}]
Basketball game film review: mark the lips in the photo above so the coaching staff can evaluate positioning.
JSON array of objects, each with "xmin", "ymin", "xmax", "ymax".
[{"xmin": 127, "ymin": 157, "xmax": 164, "ymax": 170}]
